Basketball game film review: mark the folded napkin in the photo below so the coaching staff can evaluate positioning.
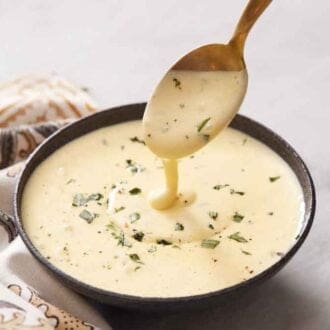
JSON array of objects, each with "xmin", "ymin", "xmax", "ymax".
[
  {"xmin": 0, "ymin": 74, "xmax": 112, "ymax": 329},
  {"xmin": 0, "ymin": 147, "xmax": 112, "ymax": 330}
]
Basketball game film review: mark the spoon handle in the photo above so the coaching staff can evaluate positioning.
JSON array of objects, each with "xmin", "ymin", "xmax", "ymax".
[{"xmin": 229, "ymin": 0, "xmax": 272, "ymax": 55}]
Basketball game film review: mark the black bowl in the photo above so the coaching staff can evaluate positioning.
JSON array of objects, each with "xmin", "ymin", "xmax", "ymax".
[{"xmin": 14, "ymin": 103, "xmax": 315, "ymax": 312}]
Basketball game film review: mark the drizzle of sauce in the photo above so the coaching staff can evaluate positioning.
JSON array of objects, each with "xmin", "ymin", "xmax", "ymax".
[
  {"xmin": 143, "ymin": 69, "xmax": 248, "ymax": 209},
  {"xmin": 148, "ymin": 159, "xmax": 178, "ymax": 210}
]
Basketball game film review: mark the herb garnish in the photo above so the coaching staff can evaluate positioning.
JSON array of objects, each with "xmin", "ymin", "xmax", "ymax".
[
  {"xmin": 228, "ymin": 232, "xmax": 248, "ymax": 243},
  {"xmin": 72, "ymin": 193, "xmax": 87, "ymax": 206},
  {"xmin": 208, "ymin": 224, "xmax": 215, "ymax": 230},
  {"xmin": 197, "ymin": 117, "xmax": 211, "ymax": 132},
  {"xmin": 129, "ymin": 136, "xmax": 145, "ymax": 145},
  {"xmin": 208, "ymin": 211, "xmax": 218, "ymax": 220},
  {"xmin": 201, "ymin": 239, "xmax": 220, "ymax": 249},
  {"xmin": 129, "ymin": 212, "xmax": 140, "ymax": 223},
  {"xmin": 114, "ymin": 231, "xmax": 132, "ymax": 248},
  {"xmin": 132, "ymin": 231, "xmax": 144, "ymax": 242},
  {"xmin": 269, "ymin": 176, "xmax": 281, "ymax": 182},
  {"xmin": 156, "ymin": 239, "xmax": 172, "ymax": 246},
  {"xmin": 173, "ymin": 77, "xmax": 182, "ymax": 89},
  {"xmin": 89, "ymin": 193, "xmax": 103, "ymax": 201},
  {"xmin": 230, "ymin": 189, "xmax": 245, "ymax": 196},
  {"xmin": 213, "ymin": 184, "xmax": 229, "ymax": 190},
  {"xmin": 66, "ymin": 178, "xmax": 75, "ymax": 185},
  {"xmin": 129, "ymin": 187, "xmax": 141, "ymax": 195},
  {"xmin": 79, "ymin": 209, "xmax": 97, "ymax": 223},
  {"xmin": 232, "ymin": 212, "xmax": 244, "ymax": 223},
  {"xmin": 268, "ymin": 212, "xmax": 274, "ymax": 216},
  {"xmin": 202, "ymin": 134, "xmax": 210, "ymax": 142},
  {"xmin": 172, "ymin": 245, "xmax": 181, "ymax": 249},
  {"xmin": 114, "ymin": 206, "xmax": 125, "ymax": 213},
  {"xmin": 175, "ymin": 223, "xmax": 184, "ymax": 231},
  {"xmin": 106, "ymin": 221, "xmax": 119, "ymax": 231},
  {"xmin": 241, "ymin": 250, "xmax": 252, "ymax": 255},
  {"xmin": 72, "ymin": 193, "xmax": 103, "ymax": 207},
  {"xmin": 125, "ymin": 159, "xmax": 145, "ymax": 174},
  {"xmin": 129, "ymin": 254, "xmax": 144, "ymax": 264}
]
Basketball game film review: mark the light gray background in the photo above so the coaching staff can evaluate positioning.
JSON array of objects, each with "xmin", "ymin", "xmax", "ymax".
[{"xmin": 0, "ymin": 1, "xmax": 329, "ymax": 329}]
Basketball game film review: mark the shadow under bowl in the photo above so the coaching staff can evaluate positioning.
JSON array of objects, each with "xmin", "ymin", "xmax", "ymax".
[{"xmin": 14, "ymin": 103, "xmax": 315, "ymax": 312}]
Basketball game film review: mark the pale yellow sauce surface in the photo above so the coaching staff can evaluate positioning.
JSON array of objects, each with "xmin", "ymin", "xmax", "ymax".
[{"xmin": 22, "ymin": 120, "xmax": 304, "ymax": 298}]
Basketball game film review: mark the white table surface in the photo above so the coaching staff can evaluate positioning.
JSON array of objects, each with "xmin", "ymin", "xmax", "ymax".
[{"xmin": 0, "ymin": 1, "xmax": 329, "ymax": 329}]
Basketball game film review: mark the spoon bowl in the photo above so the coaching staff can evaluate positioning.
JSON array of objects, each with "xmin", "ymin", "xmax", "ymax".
[{"xmin": 143, "ymin": 0, "xmax": 272, "ymax": 160}]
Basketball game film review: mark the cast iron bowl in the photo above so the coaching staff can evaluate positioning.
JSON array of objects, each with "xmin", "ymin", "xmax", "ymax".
[{"xmin": 14, "ymin": 103, "xmax": 315, "ymax": 312}]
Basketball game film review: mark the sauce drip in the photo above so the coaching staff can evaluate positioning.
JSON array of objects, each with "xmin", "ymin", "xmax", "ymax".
[{"xmin": 143, "ymin": 69, "xmax": 248, "ymax": 209}]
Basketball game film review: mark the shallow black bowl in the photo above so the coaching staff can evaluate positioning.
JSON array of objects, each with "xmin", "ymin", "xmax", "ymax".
[{"xmin": 14, "ymin": 103, "xmax": 315, "ymax": 312}]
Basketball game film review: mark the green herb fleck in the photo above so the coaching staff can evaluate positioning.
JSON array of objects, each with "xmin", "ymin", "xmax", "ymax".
[
  {"xmin": 201, "ymin": 239, "xmax": 220, "ymax": 249},
  {"xmin": 88, "ymin": 193, "xmax": 103, "ymax": 201},
  {"xmin": 72, "ymin": 193, "xmax": 103, "ymax": 206},
  {"xmin": 228, "ymin": 232, "xmax": 248, "ymax": 243},
  {"xmin": 114, "ymin": 206, "xmax": 125, "ymax": 213},
  {"xmin": 213, "ymin": 184, "xmax": 229, "ymax": 190},
  {"xmin": 130, "ymin": 136, "xmax": 145, "ymax": 145},
  {"xmin": 106, "ymin": 221, "xmax": 119, "ymax": 231},
  {"xmin": 173, "ymin": 77, "xmax": 182, "ymax": 89},
  {"xmin": 202, "ymin": 134, "xmax": 210, "ymax": 142},
  {"xmin": 208, "ymin": 223, "xmax": 215, "ymax": 230},
  {"xmin": 233, "ymin": 212, "xmax": 244, "ymax": 223},
  {"xmin": 269, "ymin": 176, "xmax": 281, "ymax": 182},
  {"xmin": 129, "ymin": 253, "xmax": 144, "ymax": 264},
  {"xmin": 230, "ymin": 189, "xmax": 245, "ymax": 196},
  {"xmin": 241, "ymin": 250, "xmax": 252, "ymax": 255},
  {"xmin": 129, "ymin": 212, "xmax": 141, "ymax": 223},
  {"xmin": 197, "ymin": 117, "xmax": 211, "ymax": 132},
  {"xmin": 268, "ymin": 212, "xmax": 274, "ymax": 216},
  {"xmin": 132, "ymin": 231, "xmax": 144, "ymax": 242},
  {"xmin": 115, "ymin": 231, "xmax": 132, "ymax": 248},
  {"xmin": 242, "ymin": 138, "xmax": 248, "ymax": 145},
  {"xmin": 125, "ymin": 159, "xmax": 145, "ymax": 174},
  {"xmin": 66, "ymin": 178, "xmax": 75, "ymax": 185},
  {"xmin": 129, "ymin": 187, "xmax": 142, "ymax": 195},
  {"xmin": 175, "ymin": 223, "xmax": 184, "ymax": 231},
  {"xmin": 134, "ymin": 266, "xmax": 141, "ymax": 271},
  {"xmin": 156, "ymin": 239, "xmax": 172, "ymax": 246},
  {"xmin": 172, "ymin": 245, "xmax": 181, "ymax": 249},
  {"xmin": 79, "ymin": 209, "xmax": 97, "ymax": 223},
  {"xmin": 72, "ymin": 193, "xmax": 87, "ymax": 206},
  {"xmin": 208, "ymin": 211, "xmax": 218, "ymax": 220}
]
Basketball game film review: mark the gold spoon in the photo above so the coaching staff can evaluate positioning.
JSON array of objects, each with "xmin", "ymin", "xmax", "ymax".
[
  {"xmin": 173, "ymin": 0, "xmax": 272, "ymax": 72},
  {"xmin": 143, "ymin": 0, "xmax": 273, "ymax": 160}
]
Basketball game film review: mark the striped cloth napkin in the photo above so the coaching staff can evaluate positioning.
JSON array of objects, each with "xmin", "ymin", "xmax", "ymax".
[{"xmin": 0, "ymin": 74, "xmax": 112, "ymax": 329}]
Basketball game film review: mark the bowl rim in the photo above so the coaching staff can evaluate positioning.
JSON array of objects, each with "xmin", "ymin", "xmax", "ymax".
[{"xmin": 14, "ymin": 102, "xmax": 316, "ymax": 305}]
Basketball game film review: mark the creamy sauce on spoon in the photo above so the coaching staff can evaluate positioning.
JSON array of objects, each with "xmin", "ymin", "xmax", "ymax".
[{"xmin": 143, "ymin": 69, "xmax": 248, "ymax": 209}]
